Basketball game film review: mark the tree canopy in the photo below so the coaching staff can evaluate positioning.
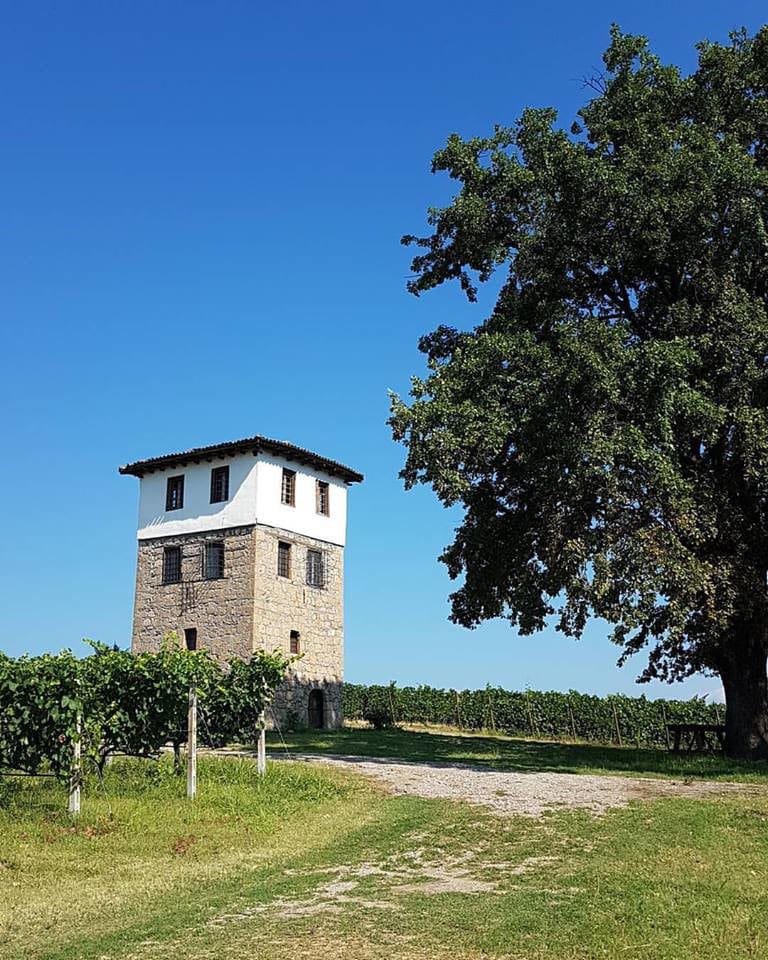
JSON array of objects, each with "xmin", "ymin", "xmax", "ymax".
[{"xmin": 391, "ymin": 26, "xmax": 768, "ymax": 754}]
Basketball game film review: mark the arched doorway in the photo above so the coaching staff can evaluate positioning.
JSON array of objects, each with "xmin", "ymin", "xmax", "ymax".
[{"xmin": 308, "ymin": 689, "xmax": 325, "ymax": 729}]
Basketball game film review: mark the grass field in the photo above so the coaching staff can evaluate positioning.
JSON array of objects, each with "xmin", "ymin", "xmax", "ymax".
[
  {"xmin": 268, "ymin": 722, "xmax": 768, "ymax": 782},
  {"xmin": 2, "ymin": 736, "xmax": 768, "ymax": 960}
]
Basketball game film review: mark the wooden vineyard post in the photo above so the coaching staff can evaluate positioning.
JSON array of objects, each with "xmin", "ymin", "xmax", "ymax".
[
  {"xmin": 661, "ymin": 702, "xmax": 671, "ymax": 750},
  {"xmin": 257, "ymin": 709, "xmax": 266, "ymax": 777},
  {"xmin": 68, "ymin": 712, "xmax": 82, "ymax": 817},
  {"xmin": 187, "ymin": 684, "xmax": 197, "ymax": 800},
  {"xmin": 526, "ymin": 691, "xmax": 537, "ymax": 737},
  {"xmin": 567, "ymin": 698, "xmax": 577, "ymax": 740},
  {"xmin": 486, "ymin": 688, "xmax": 496, "ymax": 732},
  {"xmin": 388, "ymin": 686, "xmax": 398, "ymax": 727},
  {"xmin": 256, "ymin": 676, "xmax": 269, "ymax": 778},
  {"xmin": 612, "ymin": 702, "xmax": 623, "ymax": 747},
  {"xmin": 455, "ymin": 690, "xmax": 462, "ymax": 729}
]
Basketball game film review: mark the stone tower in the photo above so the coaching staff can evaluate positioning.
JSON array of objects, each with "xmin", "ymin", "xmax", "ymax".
[{"xmin": 119, "ymin": 435, "xmax": 363, "ymax": 730}]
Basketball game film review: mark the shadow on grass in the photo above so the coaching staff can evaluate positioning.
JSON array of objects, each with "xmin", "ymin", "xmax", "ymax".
[{"xmin": 266, "ymin": 725, "xmax": 768, "ymax": 782}]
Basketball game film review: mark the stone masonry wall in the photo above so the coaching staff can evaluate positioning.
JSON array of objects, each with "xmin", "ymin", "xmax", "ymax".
[
  {"xmin": 131, "ymin": 525, "xmax": 255, "ymax": 660},
  {"xmin": 131, "ymin": 522, "xmax": 345, "ymax": 730},
  {"xmin": 251, "ymin": 524, "xmax": 344, "ymax": 730}
]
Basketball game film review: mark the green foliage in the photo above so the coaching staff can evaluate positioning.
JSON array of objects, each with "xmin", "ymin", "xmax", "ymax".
[
  {"xmin": 0, "ymin": 650, "xmax": 82, "ymax": 778},
  {"xmin": 0, "ymin": 645, "xmax": 291, "ymax": 782},
  {"xmin": 81, "ymin": 640, "xmax": 223, "ymax": 768},
  {"xmin": 354, "ymin": 683, "xmax": 399, "ymax": 729},
  {"xmin": 391, "ymin": 24, "xmax": 768, "ymax": 746},
  {"xmin": 343, "ymin": 682, "xmax": 722, "ymax": 748},
  {"xmin": 203, "ymin": 650, "xmax": 294, "ymax": 746}
]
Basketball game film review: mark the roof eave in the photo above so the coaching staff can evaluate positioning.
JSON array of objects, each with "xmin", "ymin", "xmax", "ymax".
[{"xmin": 118, "ymin": 438, "xmax": 363, "ymax": 484}]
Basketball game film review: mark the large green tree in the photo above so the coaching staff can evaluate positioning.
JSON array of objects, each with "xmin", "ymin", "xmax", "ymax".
[{"xmin": 391, "ymin": 26, "xmax": 768, "ymax": 758}]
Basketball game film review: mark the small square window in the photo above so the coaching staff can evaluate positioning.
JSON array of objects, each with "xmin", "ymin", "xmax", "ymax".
[
  {"xmin": 204, "ymin": 541, "xmax": 225, "ymax": 580},
  {"xmin": 210, "ymin": 465, "xmax": 230, "ymax": 503},
  {"xmin": 277, "ymin": 541, "xmax": 291, "ymax": 578},
  {"xmin": 290, "ymin": 630, "xmax": 300, "ymax": 655},
  {"xmin": 162, "ymin": 546, "xmax": 182, "ymax": 584},
  {"xmin": 316, "ymin": 480, "xmax": 330, "ymax": 516},
  {"xmin": 281, "ymin": 468, "xmax": 296, "ymax": 506},
  {"xmin": 306, "ymin": 549, "xmax": 325, "ymax": 588},
  {"xmin": 166, "ymin": 475, "xmax": 185, "ymax": 511}
]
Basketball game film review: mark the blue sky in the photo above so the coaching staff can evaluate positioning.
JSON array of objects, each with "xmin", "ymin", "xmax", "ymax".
[{"xmin": 1, "ymin": 1, "xmax": 764, "ymax": 701}]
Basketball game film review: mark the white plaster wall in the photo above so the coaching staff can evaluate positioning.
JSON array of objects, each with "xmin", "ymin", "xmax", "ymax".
[
  {"xmin": 136, "ymin": 454, "xmax": 259, "ymax": 539},
  {"xmin": 135, "ymin": 450, "xmax": 349, "ymax": 545},
  {"xmin": 254, "ymin": 453, "xmax": 348, "ymax": 546}
]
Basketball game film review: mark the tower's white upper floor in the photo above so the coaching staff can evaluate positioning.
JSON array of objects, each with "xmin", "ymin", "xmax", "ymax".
[{"xmin": 120, "ymin": 435, "xmax": 363, "ymax": 547}]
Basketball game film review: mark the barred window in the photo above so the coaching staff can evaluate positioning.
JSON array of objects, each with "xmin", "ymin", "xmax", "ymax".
[
  {"xmin": 281, "ymin": 468, "xmax": 296, "ymax": 506},
  {"xmin": 166, "ymin": 475, "xmax": 184, "ymax": 511},
  {"xmin": 290, "ymin": 630, "xmax": 300, "ymax": 654},
  {"xmin": 306, "ymin": 549, "xmax": 325, "ymax": 588},
  {"xmin": 316, "ymin": 480, "xmax": 330, "ymax": 516},
  {"xmin": 210, "ymin": 465, "xmax": 229, "ymax": 503},
  {"xmin": 203, "ymin": 541, "xmax": 225, "ymax": 580},
  {"xmin": 277, "ymin": 541, "xmax": 291, "ymax": 578},
  {"xmin": 162, "ymin": 546, "xmax": 182, "ymax": 584}
]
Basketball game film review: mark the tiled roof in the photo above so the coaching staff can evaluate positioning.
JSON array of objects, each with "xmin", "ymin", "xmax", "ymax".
[{"xmin": 119, "ymin": 434, "xmax": 363, "ymax": 483}]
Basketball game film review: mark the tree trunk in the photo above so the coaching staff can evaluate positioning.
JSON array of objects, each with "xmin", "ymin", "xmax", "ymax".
[{"xmin": 720, "ymin": 648, "xmax": 768, "ymax": 759}]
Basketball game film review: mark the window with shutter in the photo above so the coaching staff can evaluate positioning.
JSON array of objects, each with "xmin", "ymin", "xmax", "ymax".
[
  {"xmin": 165, "ymin": 475, "xmax": 185, "ymax": 511},
  {"xmin": 316, "ymin": 480, "xmax": 330, "ymax": 516},
  {"xmin": 277, "ymin": 541, "xmax": 291, "ymax": 578},
  {"xmin": 306, "ymin": 549, "xmax": 325, "ymax": 588},
  {"xmin": 210, "ymin": 465, "xmax": 230, "ymax": 503},
  {"xmin": 162, "ymin": 546, "xmax": 182, "ymax": 583},
  {"xmin": 203, "ymin": 541, "xmax": 225, "ymax": 580},
  {"xmin": 281, "ymin": 468, "xmax": 296, "ymax": 506}
]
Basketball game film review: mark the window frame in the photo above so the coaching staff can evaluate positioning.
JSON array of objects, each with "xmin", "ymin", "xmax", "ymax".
[
  {"xmin": 277, "ymin": 540, "xmax": 292, "ymax": 578},
  {"xmin": 165, "ymin": 475, "xmax": 185, "ymax": 512},
  {"xmin": 289, "ymin": 630, "xmax": 300, "ymax": 655},
  {"xmin": 281, "ymin": 468, "xmax": 296, "ymax": 507},
  {"xmin": 162, "ymin": 545, "xmax": 182, "ymax": 584},
  {"xmin": 209, "ymin": 465, "xmax": 230, "ymax": 504},
  {"xmin": 203, "ymin": 540, "xmax": 225, "ymax": 580},
  {"xmin": 316, "ymin": 479, "xmax": 330, "ymax": 516},
  {"xmin": 306, "ymin": 548, "xmax": 325, "ymax": 589}
]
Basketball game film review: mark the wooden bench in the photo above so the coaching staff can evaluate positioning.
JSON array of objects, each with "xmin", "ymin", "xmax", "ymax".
[{"xmin": 666, "ymin": 722, "xmax": 726, "ymax": 754}]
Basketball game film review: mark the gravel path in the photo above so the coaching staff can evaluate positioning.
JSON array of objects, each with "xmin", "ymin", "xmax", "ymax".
[{"xmin": 268, "ymin": 751, "xmax": 754, "ymax": 818}]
